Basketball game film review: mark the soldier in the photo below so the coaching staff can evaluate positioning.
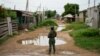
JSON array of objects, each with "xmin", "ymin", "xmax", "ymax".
[{"xmin": 48, "ymin": 26, "xmax": 57, "ymax": 54}]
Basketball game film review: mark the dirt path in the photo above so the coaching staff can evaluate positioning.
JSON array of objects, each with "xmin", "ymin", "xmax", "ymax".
[{"xmin": 0, "ymin": 21, "xmax": 100, "ymax": 56}]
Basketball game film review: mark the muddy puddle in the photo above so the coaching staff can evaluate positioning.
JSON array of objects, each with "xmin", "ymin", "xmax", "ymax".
[{"xmin": 20, "ymin": 36, "xmax": 66, "ymax": 46}]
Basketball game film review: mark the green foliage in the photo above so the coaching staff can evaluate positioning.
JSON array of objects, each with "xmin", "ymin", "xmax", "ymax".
[
  {"xmin": 0, "ymin": 6, "xmax": 8, "ymax": 18},
  {"xmin": 0, "ymin": 6, "xmax": 17, "ymax": 20},
  {"xmin": 62, "ymin": 3, "xmax": 79, "ymax": 16},
  {"xmin": 74, "ymin": 36, "xmax": 100, "ymax": 52},
  {"xmin": 28, "ymin": 19, "xmax": 57, "ymax": 31},
  {"xmin": 7, "ymin": 9, "xmax": 17, "ymax": 19},
  {"xmin": 38, "ymin": 19, "xmax": 58, "ymax": 27},
  {"xmin": 45, "ymin": 10, "xmax": 56, "ymax": 18},
  {"xmin": 69, "ymin": 28, "xmax": 100, "ymax": 52},
  {"xmin": 65, "ymin": 22, "xmax": 100, "ymax": 52},
  {"xmin": 63, "ymin": 22, "xmax": 88, "ymax": 30},
  {"xmin": 70, "ymin": 28, "xmax": 100, "ymax": 37}
]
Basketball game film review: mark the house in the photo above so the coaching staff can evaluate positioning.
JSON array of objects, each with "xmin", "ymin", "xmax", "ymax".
[
  {"xmin": 79, "ymin": 10, "xmax": 87, "ymax": 22},
  {"xmin": 79, "ymin": 4, "xmax": 100, "ymax": 28},
  {"xmin": 86, "ymin": 5, "xmax": 100, "ymax": 28},
  {"xmin": 34, "ymin": 11, "xmax": 46, "ymax": 26},
  {"xmin": 63, "ymin": 14, "xmax": 73, "ymax": 23},
  {"xmin": 13, "ymin": 10, "xmax": 35, "ymax": 30}
]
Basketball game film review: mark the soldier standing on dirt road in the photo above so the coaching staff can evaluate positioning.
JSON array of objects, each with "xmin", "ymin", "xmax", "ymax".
[{"xmin": 48, "ymin": 26, "xmax": 57, "ymax": 54}]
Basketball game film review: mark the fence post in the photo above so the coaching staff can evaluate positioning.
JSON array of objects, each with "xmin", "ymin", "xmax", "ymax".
[{"xmin": 7, "ymin": 17, "xmax": 13, "ymax": 36}]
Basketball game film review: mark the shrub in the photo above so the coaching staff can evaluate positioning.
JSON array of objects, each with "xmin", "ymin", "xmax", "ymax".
[
  {"xmin": 64, "ymin": 22, "xmax": 88, "ymax": 30},
  {"xmin": 70, "ymin": 28, "xmax": 100, "ymax": 52},
  {"xmin": 28, "ymin": 19, "xmax": 57, "ymax": 31},
  {"xmin": 70, "ymin": 28, "xmax": 100, "ymax": 37},
  {"xmin": 7, "ymin": 10, "xmax": 17, "ymax": 19},
  {"xmin": 0, "ymin": 6, "xmax": 8, "ymax": 18},
  {"xmin": 38, "ymin": 19, "xmax": 58, "ymax": 27}
]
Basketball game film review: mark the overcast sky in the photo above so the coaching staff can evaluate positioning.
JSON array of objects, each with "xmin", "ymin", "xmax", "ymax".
[{"xmin": 0, "ymin": 0, "xmax": 100, "ymax": 15}]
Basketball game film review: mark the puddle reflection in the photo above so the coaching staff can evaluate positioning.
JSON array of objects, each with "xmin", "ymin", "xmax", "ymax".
[
  {"xmin": 21, "ymin": 36, "xmax": 66, "ymax": 46},
  {"xmin": 56, "ymin": 24, "xmax": 65, "ymax": 32},
  {"xmin": 61, "ymin": 51, "xmax": 76, "ymax": 55}
]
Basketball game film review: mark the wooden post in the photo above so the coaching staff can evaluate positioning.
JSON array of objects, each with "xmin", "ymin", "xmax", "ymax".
[{"xmin": 7, "ymin": 17, "xmax": 13, "ymax": 35}]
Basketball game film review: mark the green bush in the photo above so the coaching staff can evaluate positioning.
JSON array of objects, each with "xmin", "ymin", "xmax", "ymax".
[
  {"xmin": 0, "ymin": 6, "xmax": 8, "ymax": 18},
  {"xmin": 64, "ymin": 22, "xmax": 88, "ymax": 30},
  {"xmin": 28, "ymin": 19, "xmax": 57, "ymax": 31},
  {"xmin": 73, "ymin": 36, "xmax": 100, "ymax": 52},
  {"xmin": 7, "ymin": 10, "xmax": 17, "ymax": 19},
  {"xmin": 70, "ymin": 28, "xmax": 100, "ymax": 37},
  {"xmin": 38, "ymin": 19, "xmax": 58, "ymax": 27},
  {"xmin": 0, "ymin": 6, "xmax": 17, "ymax": 19},
  {"xmin": 70, "ymin": 28, "xmax": 100, "ymax": 52}
]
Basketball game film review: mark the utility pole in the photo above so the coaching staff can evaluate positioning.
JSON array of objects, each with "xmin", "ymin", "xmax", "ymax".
[
  {"xmin": 26, "ymin": 0, "xmax": 29, "ymax": 11},
  {"xmin": 24, "ymin": 0, "xmax": 29, "ymax": 30},
  {"xmin": 38, "ymin": 4, "xmax": 41, "ymax": 22},
  {"xmin": 88, "ymin": 0, "xmax": 90, "ymax": 8},
  {"xmin": 43, "ymin": 8, "xmax": 45, "ymax": 20},
  {"xmin": 75, "ymin": 5, "xmax": 77, "ymax": 22},
  {"xmin": 88, "ymin": 0, "xmax": 90, "ymax": 18},
  {"xmin": 14, "ymin": 5, "xmax": 16, "ymax": 10},
  {"xmin": 94, "ymin": 0, "xmax": 96, "ymax": 7}
]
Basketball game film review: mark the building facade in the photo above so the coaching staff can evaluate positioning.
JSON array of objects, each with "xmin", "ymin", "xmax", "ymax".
[
  {"xmin": 79, "ymin": 5, "xmax": 100, "ymax": 28},
  {"xmin": 87, "ymin": 5, "xmax": 100, "ymax": 28},
  {"xmin": 79, "ymin": 10, "xmax": 87, "ymax": 22}
]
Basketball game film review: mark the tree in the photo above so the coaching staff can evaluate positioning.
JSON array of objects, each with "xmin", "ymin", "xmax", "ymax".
[
  {"xmin": 0, "ymin": 6, "xmax": 8, "ymax": 18},
  {"xmin": 62, "ymin": 3, "xmax": 79, "ymax": 16},
  {"xmin": 7, "ymin": 9, "xmax": 17, "ymax": 19},
  {"xmin": 0, "ymin": 6, "xmax": 17, "ymax": 20},
  {"xmin": 45, "ymin": 10, "xmax": 56, "ymax": 18}
]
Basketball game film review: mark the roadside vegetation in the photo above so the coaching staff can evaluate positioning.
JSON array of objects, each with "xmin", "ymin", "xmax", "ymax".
[
  {"xmin": 0, "ymin": 6, "xmax": 17, "ymax": 21},
  {"xmin": 29, "ymin": 19, "xmax": 58, "ymax": 31},
  {"xmin": 63, "ymin": 22, "xmax": 89, "ymax": 31},
  {"xmin": 64, "ymin": 22, "xmax": 100, "ymax": 52}
]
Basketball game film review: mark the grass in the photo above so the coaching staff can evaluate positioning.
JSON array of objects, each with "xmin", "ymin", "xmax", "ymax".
[
  {"xmin": 64, "ymin": 22, "xmax": 100, "ymax": 53},
  {"xmin": 70, "ymin": 28, "xmax": 99, "ymax": 37},
  {"xmin": 72, "ymin": 36, "xmax": 100, "ymax": 52},
  {"xmin": 63, "ymin": 22, "xmax": 88, "ymax": 31},
  {"xmin": 70, "ymin": 28, "xmax": 100, "ymax": 53}
]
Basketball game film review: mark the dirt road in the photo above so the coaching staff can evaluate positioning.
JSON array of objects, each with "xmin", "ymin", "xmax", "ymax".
[{"xmin": 0, "ymin": 21, "xmax": 100, "ymax": 56}]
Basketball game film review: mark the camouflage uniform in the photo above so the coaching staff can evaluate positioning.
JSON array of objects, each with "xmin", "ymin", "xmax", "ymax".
[{"xmin": 48, "ymin": 30, "xmax": 57, "ymax": 54}]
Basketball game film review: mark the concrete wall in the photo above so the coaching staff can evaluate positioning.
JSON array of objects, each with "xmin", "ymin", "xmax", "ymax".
[
  {"xmin": 79, "ymin": 12, "xmax": 84, "ymax": 22},
  {"xmin": 87, "ymin": 6, "xmax": 99, "ymax": 28},
  {"xmin": 79, "ymin": 10, "xmax": 87, "ymax": 22}
]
